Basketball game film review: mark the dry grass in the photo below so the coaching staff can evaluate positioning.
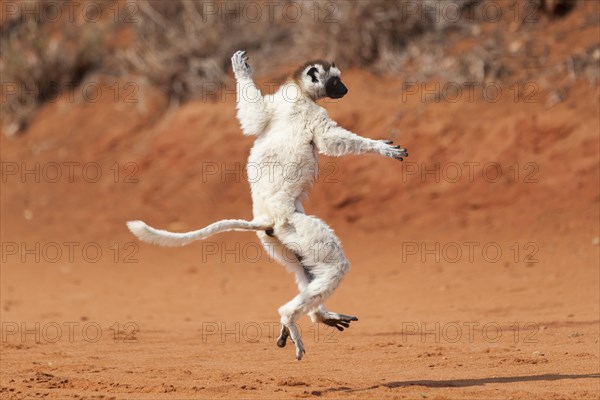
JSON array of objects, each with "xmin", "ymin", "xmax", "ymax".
[{"xmin": 0, "ymin": 0, "xmax": 589, "ymax": 136}]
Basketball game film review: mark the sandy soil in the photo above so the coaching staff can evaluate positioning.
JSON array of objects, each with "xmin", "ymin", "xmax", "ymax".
[{"xmin": 1, "ymin": 5, "xmax": 599, "ymax": 400}]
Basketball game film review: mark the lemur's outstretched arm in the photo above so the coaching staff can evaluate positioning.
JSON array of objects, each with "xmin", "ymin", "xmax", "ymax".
[
  {"xmin": 312, "ymin": 112, "xmax": 408, "ymax": 161},
  {"xmin": 231, "ymin": 50, "xmax": 269, "ymax": 136}
]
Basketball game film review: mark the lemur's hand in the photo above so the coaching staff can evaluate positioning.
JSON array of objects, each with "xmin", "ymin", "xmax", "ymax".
[
  {"xmin": 232, "ymin": 50, "xmax": 252, "ymax": 80},
  {"xmin": 377, "ymin": 140, "xmax": 408, "ymax": 161}
]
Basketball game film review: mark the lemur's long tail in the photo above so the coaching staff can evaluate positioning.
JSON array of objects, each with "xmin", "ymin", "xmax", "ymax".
[{"xmin": 126, "ymin": 219, "xmax": 272, "ymax": 247}]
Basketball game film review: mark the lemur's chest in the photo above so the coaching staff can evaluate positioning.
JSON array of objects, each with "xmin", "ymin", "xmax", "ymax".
[
  {"xmin": 253, "ymin": 101, "xmax": 320, "ymax": 164},
  {"xmin": 265, "ymin": 110, "xmax": 313, "ymax": 143}
]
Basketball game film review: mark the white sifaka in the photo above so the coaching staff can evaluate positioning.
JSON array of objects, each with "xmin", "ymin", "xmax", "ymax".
[{"xmin": 127, "ymin": 50, "xmax": 408, "ymax": 360}]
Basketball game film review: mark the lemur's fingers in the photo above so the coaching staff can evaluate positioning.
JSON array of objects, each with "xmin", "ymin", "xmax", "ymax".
[
  {"xmin": 233, "ymin": 50, "xmax": 247, "ymax": 62},
  {"xmin": 232, "ymin": 50, "xmax": 252, "ymax": 78},
  {"xmin": 233, "ymin": 50, "xmax": 245, "ymax": 61},
  {"xmin": 383, "ymin": 143, "xmax": 408, "ymax": 161},
  {"xmin": 379, "ymin": 140, "xmax": 407, "ymax": 152},
  {"xmin": 392, "ymin": 145, "xmax": 407, "ymax": 151}
]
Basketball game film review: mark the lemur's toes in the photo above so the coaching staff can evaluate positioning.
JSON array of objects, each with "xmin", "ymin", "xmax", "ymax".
[
  {"xmin": 276, "ymin": 325, "xmax": 290, "ymax": 348},
  {"xmin": 384, "ymin": 140, "xmax": 394, "ymax": 144},
  {"xmin": 323, "ymin": 314, "xmax": 358, "ymax": 331},
  {"xmin": 331, "ymin": 321, "xmax": 349, "ymax": 331},
  {"xmin": 331, "ymin": 313, "xmax": 358, "ymax": 322}
]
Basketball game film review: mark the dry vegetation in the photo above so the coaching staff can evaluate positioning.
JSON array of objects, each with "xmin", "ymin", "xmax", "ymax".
[{"xmin": 0, "ymin": 0, "xmax": 594, "ymax": 136}]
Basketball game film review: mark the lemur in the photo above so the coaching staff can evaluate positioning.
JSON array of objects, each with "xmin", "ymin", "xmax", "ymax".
[{"xmin": 127, "ymin": 50, "xmax": 408, "ymax": 360}]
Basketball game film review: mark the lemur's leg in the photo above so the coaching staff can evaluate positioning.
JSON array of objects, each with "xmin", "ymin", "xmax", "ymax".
[
  {"xmin": 231, "ymin": 50, "xmax": 268, "ymax": 136},
  {"xmin": 270, "ymin": 213, "xmax": 355, "ymax": 360},
  {"xmin": 256, "ymin": 231, "xmax": 309, "ymax": 350},
  {"xmin": 258, "ymin": 223, "xmax": 358, "ymax": 346},
  {"xmin": 288, "ymin": 201, "xmax": 359, "ymax": 331}
]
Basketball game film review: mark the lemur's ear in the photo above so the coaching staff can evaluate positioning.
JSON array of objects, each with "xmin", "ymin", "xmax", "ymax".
[
  {"xmin": 307, "ymin": 67, "xmax": 319, "ymax": 83},
  {"xmin": 331, "ymin": 62, "xmax": 336, "ymax": 68}
]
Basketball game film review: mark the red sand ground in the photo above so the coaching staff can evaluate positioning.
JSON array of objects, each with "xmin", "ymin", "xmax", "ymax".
[{"xmin": 1, "ymin": 5, "xmax": 599, "ymax": 399}]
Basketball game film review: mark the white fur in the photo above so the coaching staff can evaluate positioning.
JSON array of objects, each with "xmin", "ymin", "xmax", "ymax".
[
  {"xmin": 126, "ymin": 219, "xmax": 271, "ymax": 247},
  {"xmin": 127, "ymin": 51, "xmax": 407, "ymax": 360}
]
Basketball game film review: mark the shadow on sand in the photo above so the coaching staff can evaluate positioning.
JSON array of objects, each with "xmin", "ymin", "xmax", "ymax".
[{"xmin": 323, "ymin": 373, "xmax": 600, "ymax": 394}]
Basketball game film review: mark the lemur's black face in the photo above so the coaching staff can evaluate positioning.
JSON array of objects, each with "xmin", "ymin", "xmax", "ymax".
[
  {"xmin": 299, "ymin": 62, "xmax": 347, "ymax": 100},
  {"xmin": 325, "ymin": 76, "xmax": 348, "ymax": 99}
]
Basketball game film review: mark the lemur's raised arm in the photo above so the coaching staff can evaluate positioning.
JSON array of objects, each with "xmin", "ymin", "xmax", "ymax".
[
  {"xmin": 231, "ymin": 50, "xmax": 269, "ymax": 136},
  {"xmin": 311, "ymin": 111, "xmax": 408, "ymax": 161}
]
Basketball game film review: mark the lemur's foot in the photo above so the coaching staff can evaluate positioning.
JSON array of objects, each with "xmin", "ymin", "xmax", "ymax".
[
  {"xmin": 322, "ymin": 313, "xmax": 359, "ymax": 331},
  {"xmin": 311, "ymin": 309, "xmax": 358, "ymax": 331},
  {"xmin": 276, "ymin": 324, "xmax": 290, "ymax": 348},
  {"xmin": 379, "ymin": 140, "xmax": 408, "ymax": 161},
  {"xmin": 295, "ymin": 340, "xmax": 306, "ymax": 361},
  {"xmin": 276, "ymin": 325, "xmax": 305, "ymax": 360},
  {"xmin": 231, "ymin": 50, "xmax": 252, "ymax": 79},
  {"xmin": 276, "ymin": 324, "xmax": 305, "ymax": 360}
]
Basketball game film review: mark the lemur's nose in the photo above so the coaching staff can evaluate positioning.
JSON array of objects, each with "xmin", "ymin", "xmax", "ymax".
[{"xmin": 339, "ymin": 82, "xmax": 348, "ymax": 96}]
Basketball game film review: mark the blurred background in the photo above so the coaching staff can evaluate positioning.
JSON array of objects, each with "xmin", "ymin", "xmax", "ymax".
[{"xmin": 1, "ymin": 1, "xmax": 599, "ymax": 399}]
